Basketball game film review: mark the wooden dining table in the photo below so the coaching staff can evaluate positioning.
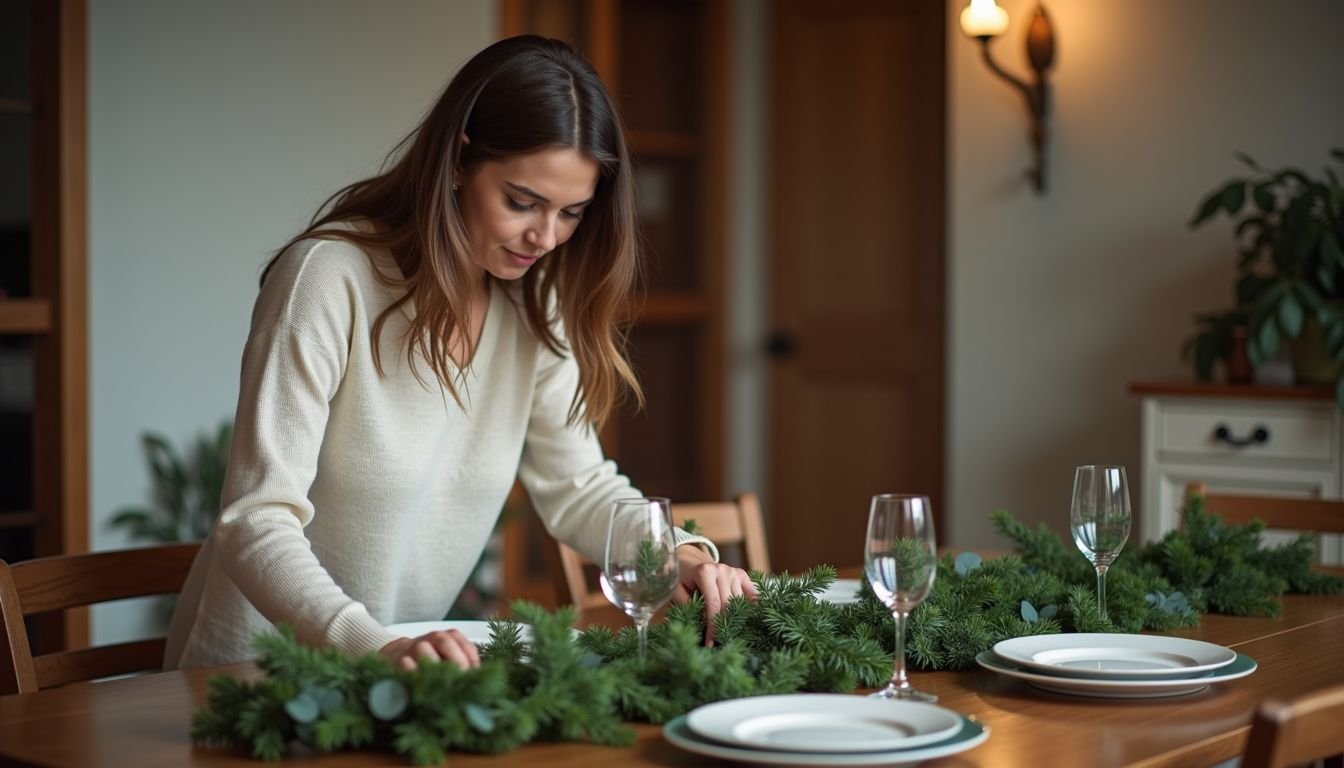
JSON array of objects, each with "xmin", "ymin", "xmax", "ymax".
[{"xmin": 2, "ymin": 593, "xmax": 1342, "ymax": 767}]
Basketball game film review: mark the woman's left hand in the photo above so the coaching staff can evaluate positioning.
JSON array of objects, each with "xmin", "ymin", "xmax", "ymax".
[{"xmin": 672, "ymin": 545, "xmax": 759, "ymax": 646}]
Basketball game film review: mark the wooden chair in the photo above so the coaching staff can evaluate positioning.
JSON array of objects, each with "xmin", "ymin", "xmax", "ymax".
[
  {"xmin": 1241, "ymin": 682, "xmax": 1344, "ymax": 768},
  {"xmin": 0, "ymin": 542, "xmax": 201, "ymax": 695},
  {"xmin": 546, "ymin": 492, "xmax": 770, "ymax": 623},
  {"xmin": 1183, "ymin": 483, "xmax": 1344, "ymax": 575}
]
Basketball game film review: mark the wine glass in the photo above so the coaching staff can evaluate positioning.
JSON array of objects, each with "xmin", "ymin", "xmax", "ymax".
[
  {"xmin": 1070, "ymin": 465, "xmax": 1132, "ymax": 621},
  {"xmin": 600, "ymin": 497, "xmax": 679, "ymax": 662},
  {"xmin": 864, "ymin": 493, "xmax": 938, "ymax": 702}
]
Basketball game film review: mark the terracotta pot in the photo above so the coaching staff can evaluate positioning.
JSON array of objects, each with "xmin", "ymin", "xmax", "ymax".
[{"xmin": 1226, "ymin": 325, "xmax": 1254, "ymax": 384}]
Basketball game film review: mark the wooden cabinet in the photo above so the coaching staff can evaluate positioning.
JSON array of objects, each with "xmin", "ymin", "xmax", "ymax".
[
  {"xmin": 1132, "ymin": 382, "xmax": 1341, "ymax": 565},
  {"xmin": 0, "ymin": 0, "xmax": 88, "ymax": 651},
  {"xmin": 497, "ymin": 0, "xmax": 728, "ymax": 607}
]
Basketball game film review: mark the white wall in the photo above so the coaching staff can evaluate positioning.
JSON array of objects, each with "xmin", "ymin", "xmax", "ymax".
[
  {"xmin": 88, "ymin": 0, "xmax": 494, "ymax": 643},
  {"xmin": 947, "ymin": 0, "xmax": 1344, "ymax": 548}
]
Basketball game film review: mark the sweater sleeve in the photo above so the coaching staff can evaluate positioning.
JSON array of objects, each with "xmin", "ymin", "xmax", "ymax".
[
  {"xmin": 210, "ymin": 246, "xmax": 398, "ymax": 658},
  {"xmin": 516, "ymin": 339, "xmax": 719, "ymax": 565}
]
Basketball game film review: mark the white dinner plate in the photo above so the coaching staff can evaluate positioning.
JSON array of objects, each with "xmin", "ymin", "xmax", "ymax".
[
  {"xmin": 818, "ymin": 578, "xmax": 864, "ymax": 605},
  {"xmin": 385, "ymin": 620, "xmax": 530, "ymax": 646},
  {"xmin": 665, "ymin": 712, "xmax": 987, "ymax": 766},
  {"xmin": 976, "ymin": 650, "xmax": 1257, "ymax": 698},
  {"xmin": 686, "ymin": 694, "xmax": 962, "ymax": 754},
  {"xmin": 992, "ymin": 633, "xmax": 1237, "ymax": 678}
]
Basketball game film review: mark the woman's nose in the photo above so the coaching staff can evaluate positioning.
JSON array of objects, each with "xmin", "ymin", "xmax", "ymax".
[{"xmin": 527, "ymin": 217, "xmax": 557, "ymax": 252}]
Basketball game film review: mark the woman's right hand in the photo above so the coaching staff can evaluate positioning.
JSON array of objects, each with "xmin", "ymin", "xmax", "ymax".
[{"xmin": 379, "ymin": 630, "xmax": 481, "ymax": 671}]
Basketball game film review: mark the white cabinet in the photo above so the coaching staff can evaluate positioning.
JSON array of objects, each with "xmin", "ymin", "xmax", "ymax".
[{"xmin": 1134, "ymin": 383, "xmax": 1342, "ymax": 564}]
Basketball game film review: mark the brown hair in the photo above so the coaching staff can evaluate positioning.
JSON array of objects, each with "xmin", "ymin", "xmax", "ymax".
[{"xmin": 265, "ymin": 35, "xmax": 640, "ymax": 426}]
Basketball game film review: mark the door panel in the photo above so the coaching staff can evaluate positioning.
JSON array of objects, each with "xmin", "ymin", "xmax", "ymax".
[{"xmin": 769, "ymin": 0, "xmax": 945, "ymax": 571}]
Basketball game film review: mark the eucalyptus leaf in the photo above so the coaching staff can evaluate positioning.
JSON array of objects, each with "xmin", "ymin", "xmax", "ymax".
[
  {"xmin": 464, "ymin": 703, "xmax": 496, "ymax": 734},
  {"xmin": 368, "ymin": 679, "xmax": 409, "ymax": 721},
  {"xmin": 316, "ymin": 687, "xmax": 345, "ymax": 716},
  {"xmin": 954, "ymin": 552, "xmax": 983, "ymax": 576},
  {"xmin": 1039, "ymin": 604, "xmax": 1059, "ymax": 620},
  {"xmin": 1020, "ymin": 601, "xmax": 1039, "ymax": 623},
  {"xmin": 577, "ymin": 651, "xmax": 605, "ymax": 670},
  {"xmin": 285, "ymin": 693, "xmax": 320, "ymax": 724}
]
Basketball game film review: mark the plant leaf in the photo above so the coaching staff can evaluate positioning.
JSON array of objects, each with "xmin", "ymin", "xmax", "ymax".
[
  {"xmin": 1255, "ymin": 317, "xmax": 1280, "ymax": 362},
  {"xmin": 1219, "ymin": 181, "xmax": 1247, "ymax": 216},
  {"xmin": 1278, "ymin": 292, "xmax": 1304, "ymax": 338},
  {"xmin": 1252, "ymin": 182, "xmax": 1276, "ymax": 212},
  {"xmin": 1190, "ymin": 191, "xmax": 1224, "ymax": 227}
]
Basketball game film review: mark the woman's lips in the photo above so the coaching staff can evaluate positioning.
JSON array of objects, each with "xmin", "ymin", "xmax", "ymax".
[{"xmin": 506, "ymin": 248, "xmax": 542, "ymax": 266}]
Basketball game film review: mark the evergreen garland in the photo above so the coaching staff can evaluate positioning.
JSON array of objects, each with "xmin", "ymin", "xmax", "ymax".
[{"xmin": 192, "ymin": 498, "xmax": 1342, "ymax": 764}]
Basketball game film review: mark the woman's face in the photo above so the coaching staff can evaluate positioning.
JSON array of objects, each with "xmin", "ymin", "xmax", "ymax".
[{"xmin": 457, "ymin": 147, "xmax": 599, "ymax": 281}]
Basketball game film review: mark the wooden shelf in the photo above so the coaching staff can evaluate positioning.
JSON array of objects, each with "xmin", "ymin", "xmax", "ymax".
[
  {"xmin": 0, "ymin": 98, "xmax": 33, "ymax": 115},
  {"xmin": 0, "ymin": 512, "xmax": 39, "ymax": 530},
  {"xmin": 629, "ymin": 129, "xmax": 700, "ymax": 158},
  {"xmin": 1129, "ymin": 380, "xmax": 1335, "ymax": 401},
  {"xmin": 632, "ymin": 292, "xmax": 707, "ymax": 324},
  {"xmin": 0, "ymin": 299, "xmax": 53, "ymax": 334}
]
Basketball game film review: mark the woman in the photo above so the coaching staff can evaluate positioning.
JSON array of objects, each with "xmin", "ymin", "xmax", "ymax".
[{"xmin": 164, "ymin": 35, "xmax": 756, "ymax": 672}]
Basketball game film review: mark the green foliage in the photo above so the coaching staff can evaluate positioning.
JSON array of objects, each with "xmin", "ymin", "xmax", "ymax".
[
  {"xmin": 1186, "ymin": 148, "xmax": 1344, "ymax": 403},
  {"xmin": 110, "ymin": 422, "xmax": 233, "ymax": 543},
  {"xmin": 195, "ymin": 504, "xmax": 1343, "ymax": 763}
]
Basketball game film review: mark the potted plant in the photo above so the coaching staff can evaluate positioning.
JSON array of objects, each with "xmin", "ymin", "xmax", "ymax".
[{"xmin": 1184, "ymin": 148, "xmax": 1344, "ymax": 405}]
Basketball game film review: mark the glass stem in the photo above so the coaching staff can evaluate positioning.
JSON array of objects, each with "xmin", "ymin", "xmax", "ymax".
[
  {"xmin": 889, "ymin": 610, "xmax": 911, "ymax": 691},
  {"xmin": 1096, "ymin": 564, "xmax": 1109, "ymax": 621},
  {"xmin": 636, "ymin": 617, "xmax": 650, "ymax": 662}
]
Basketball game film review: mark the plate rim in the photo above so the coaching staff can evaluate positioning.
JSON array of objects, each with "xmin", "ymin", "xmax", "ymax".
[
  {"xmin": 385, "ymin": 620, "xmax": 499, "ymax": 645},
  {"xmin": 976, "ymin": 650, "xmax": 1257, "ymax": 697},
  {"xmin": 991, "ymin": 633, "xmax": 1237, "ymax": 678},
  {"xmin": 685, "ymin": 694, "xmax": 961, "ymax": 754},
  {"xmin": 664, "ymin": 713, "xmax": 988, "ymax": 767},
  {"xmin": 818, "ymin": 578, "xmax": 864, "ymax": 605}
]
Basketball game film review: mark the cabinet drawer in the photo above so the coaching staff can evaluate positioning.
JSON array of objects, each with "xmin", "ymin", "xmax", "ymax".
[{"xmin": 1159, "ymin": 402, "xmax": 1335, "ymax": 462}]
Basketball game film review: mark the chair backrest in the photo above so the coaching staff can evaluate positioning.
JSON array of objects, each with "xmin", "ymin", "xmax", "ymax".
[
  {"xmin": 1241, "ymin": 683, "xmax": 1344, "ymax": 768},
  {"xmin": 1184, "ymin": 483, "xmax": 1344, "ymax": 574},
  {"xmin": 0, "ymin": 542, "xmax": 201, "ymax": 695},
  {"xmin": 547, "ymin": 492, "xmax": 770, "ymax": 619}
]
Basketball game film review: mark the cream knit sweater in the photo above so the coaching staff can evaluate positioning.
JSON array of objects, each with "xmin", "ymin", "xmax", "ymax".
[{"xmin": 163, "ymin": 237, "xmax": 713, "ymax": 669}]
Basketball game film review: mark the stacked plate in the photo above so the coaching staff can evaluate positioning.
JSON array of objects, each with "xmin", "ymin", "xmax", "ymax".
[
  {"xmin": 976, "ymin": 634, "xmax": 1257, "ymax": 698},
  {"xmin": 818, "ymin": 578, "xmax": 864, "ymax": 605},
  {"xmin": 663, "ymin": 694, "xmax": 988, "ymax": 766}
]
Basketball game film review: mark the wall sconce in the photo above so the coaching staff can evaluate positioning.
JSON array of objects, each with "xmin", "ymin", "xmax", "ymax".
[{"xmin": 960, "ymin": 1, "xmax": 1056, "ymax": 193}]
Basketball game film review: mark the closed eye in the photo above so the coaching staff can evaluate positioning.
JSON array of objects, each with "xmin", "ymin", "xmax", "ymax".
[{"xmin": 505, "ymin": 196, "xmax": 534, "ymax": 212}]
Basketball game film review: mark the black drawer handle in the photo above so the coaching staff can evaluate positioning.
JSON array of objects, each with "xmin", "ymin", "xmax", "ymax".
[{"xmin": 1213, "ymin": 424, "xmax": 1270, "ymax": 447}]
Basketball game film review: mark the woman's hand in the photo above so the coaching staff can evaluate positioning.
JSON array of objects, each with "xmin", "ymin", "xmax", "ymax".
[
  {"xmin": 672, "ymin": 544, "xmax": 759, "ymax": 646},
  {"xmin": 379, "ymin": 629, "xmax": 481, "ymax": 671}
]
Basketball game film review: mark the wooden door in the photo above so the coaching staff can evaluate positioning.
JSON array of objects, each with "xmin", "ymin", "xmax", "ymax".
[
  {"xmin": 768, "ymin": 0, "xmax": 945, "ymax": 572},
  {"xmin": 497, "ymin": 0, "xmax": 728, "ymax": 608}
]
